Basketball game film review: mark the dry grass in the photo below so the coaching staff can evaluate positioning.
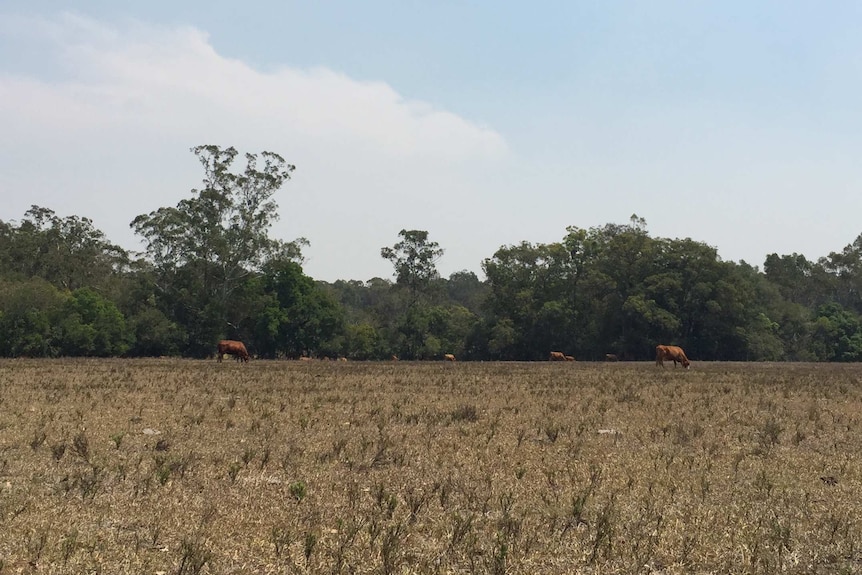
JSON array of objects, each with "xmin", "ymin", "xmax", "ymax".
[{"xmin": 1, "ymin": 359, "xmax": 862, "ymax": 574}]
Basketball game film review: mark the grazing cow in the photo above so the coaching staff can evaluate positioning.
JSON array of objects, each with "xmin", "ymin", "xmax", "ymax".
[
  {"xmin": 605, "ymin": 354, "xmax": 619, "ymax": 362},
  {"xmin": 391, "ymin": 354, "xmax": 399, "ymax": 361},
  {"xmin": 338, "ymin": 357, "xmax": 348, "ymax": 362},
  {"xmin": 549, "ymin": 351, "xmax": 566, "ymax": 361},
  {"xmin": 655, "ymin": 345, "xmax": 690, "ymax": 369},
  {"xmin": 444, "ymin": 353, "xmax": 456, "ymax": 361},
  {"xmin": 299, "ymin": 356, "xmax": 313, "ymax": 361},
  {"xmin": 564, "ymin": 355, "xmax": 575, "ymax": 361},
  {"xmin": 217, "ymin": 340, "xmax": 250, "ymax": 363}
]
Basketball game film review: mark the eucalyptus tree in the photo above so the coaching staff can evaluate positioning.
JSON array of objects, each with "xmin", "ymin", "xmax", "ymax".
[
  {"xmin": 131, "ymin": 145, "xmax": 303, "ymax": 355},
  {"xmin": 381, "ymin": 230, "xmax": 445, "ymax": 304},
  {"xmin": 381, "ymin": 229, "xmax": 446, "ymax": 358},
  {"xmin": 0, "ymin": 205, "xmax": 128, "ymax": 292}
]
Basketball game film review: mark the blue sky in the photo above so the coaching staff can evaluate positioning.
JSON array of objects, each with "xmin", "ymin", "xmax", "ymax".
[{"xmin": 2, "ymin": 2, "xmax": 861, "ymax": 281}]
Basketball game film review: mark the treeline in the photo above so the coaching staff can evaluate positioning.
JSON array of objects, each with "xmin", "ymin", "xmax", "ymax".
[{"xmin": 2, "ymin": 146, "xmax": 862, "ymax": 361}]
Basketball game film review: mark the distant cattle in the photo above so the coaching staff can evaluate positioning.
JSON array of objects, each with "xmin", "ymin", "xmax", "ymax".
[
  {"xmin": 217, "ymin": 340, "xmax": 250, "ymax": 363},
  {"xmin": 299, "ymin": 356, "xmax": 313, "ymax": 362},
  {"xmin": 549, "ymin": 351, "xmax": 566, "ymax": 361},
  {"xmin": 338, "ymin": 357, "xmax": 348, "ymax": 362},
  {"xmin": 605, "ymin": 354, "xmax": 619, "ymax": 362},
  {"xmin": 391, "ymin": 355, "xmax": 399, "ymax": 361},
  {"xmin": 564, "ymin": 355, "xmax": 575, "ymax": 361},
  {"xmin": 444, "ymin": 354, "xmax": 456, "ymax": 361},
  {"xmin": 655, "ymin": 345, "xmax": 690, "ymax": 369}
]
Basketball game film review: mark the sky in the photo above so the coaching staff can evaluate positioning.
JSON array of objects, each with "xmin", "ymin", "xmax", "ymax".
[{"xmin": 1, "ymin": 1, "xmax": 861, "ymax": 282}]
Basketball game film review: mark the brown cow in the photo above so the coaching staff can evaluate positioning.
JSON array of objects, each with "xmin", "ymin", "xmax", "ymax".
[
  {"xmin": 444, "ymin": 353, "xmax": 456, "ymax": 361},
  {"xmin": 605, "ymin": 354, "xmax": 619, "ymax": 362},
  {"xmin": 549, "ymin": 351, "xmax": 566, "ymax": 361},
  {"xmin": 391, "ymin": 354, "xmax": 399, "ymax": 361},
  {"xmin": 217, "ymin": 340, "xmax": 250, "ymax": 363},
  {"xmin": 655, "ymin": 345, "xmax": 690, "ymax": 369}
]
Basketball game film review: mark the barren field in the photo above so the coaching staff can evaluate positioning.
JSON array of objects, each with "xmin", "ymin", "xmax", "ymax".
[{"xmin": 1, "ymin": 359, "xmax": 862, "ymax": 574}]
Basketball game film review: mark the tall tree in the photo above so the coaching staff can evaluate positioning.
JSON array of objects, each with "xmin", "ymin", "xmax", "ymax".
[
  {"xmin": 131, "ymin": 145, "xmax": 301, "ymax": 355},
  {"xmin": 381, "ymin": 230, "xmax": 445, "ymax": 358},
  {"xmin": 381, "ymin": 230, "xmax": 444, "ymax": 303}
]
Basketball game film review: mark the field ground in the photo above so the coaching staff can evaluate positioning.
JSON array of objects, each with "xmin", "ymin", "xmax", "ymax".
[{"xmin": 1, "ymin": 359, "xmax": 862, "ymax": 574}]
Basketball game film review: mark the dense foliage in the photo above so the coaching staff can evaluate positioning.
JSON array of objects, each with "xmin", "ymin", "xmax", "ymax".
[{"xmin": 2, "ymin": 147, "xmax": 862, "ymax": 360}]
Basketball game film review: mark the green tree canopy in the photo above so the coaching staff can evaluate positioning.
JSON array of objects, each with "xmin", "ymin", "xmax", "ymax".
[
  {"xmin": 130, "ymin": 145, "xmax": 304, "ymax": 356},
  {"xmin": 0, "ymin": 206, "xmax": 128, "ymax": 292},
  {"xmin": 381, "ymin": 230, "xmax": 444, "ymax": 301},
  {"xmin": 380, "ymin": 230, "xmax": 446, "ymax": 358}
]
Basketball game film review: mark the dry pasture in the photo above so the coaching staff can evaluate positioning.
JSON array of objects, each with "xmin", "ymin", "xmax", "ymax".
[{"xmin": 1, "ymin": 359, "xmax": 862, "ymax": 574}]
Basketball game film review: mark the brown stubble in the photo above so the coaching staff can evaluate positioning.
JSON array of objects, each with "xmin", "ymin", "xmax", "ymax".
[{"xmin": 0, "ymin": 359, "xmax": 861, "ymax": 573}]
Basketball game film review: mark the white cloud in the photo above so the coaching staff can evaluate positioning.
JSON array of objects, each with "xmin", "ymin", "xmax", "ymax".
[{"xmin": 0, "ymin": 13, "xmax": 509, "ymax": 281}]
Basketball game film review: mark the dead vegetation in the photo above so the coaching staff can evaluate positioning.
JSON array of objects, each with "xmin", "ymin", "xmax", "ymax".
[{"xmin": 1, "ymin": 359, "xmax": 861, "ymax": 574}]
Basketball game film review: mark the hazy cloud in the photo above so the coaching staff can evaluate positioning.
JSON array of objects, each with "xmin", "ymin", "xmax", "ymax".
[{"xmin": 0, "ymin": 13, "xmax": 510, "ymax": 281}]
